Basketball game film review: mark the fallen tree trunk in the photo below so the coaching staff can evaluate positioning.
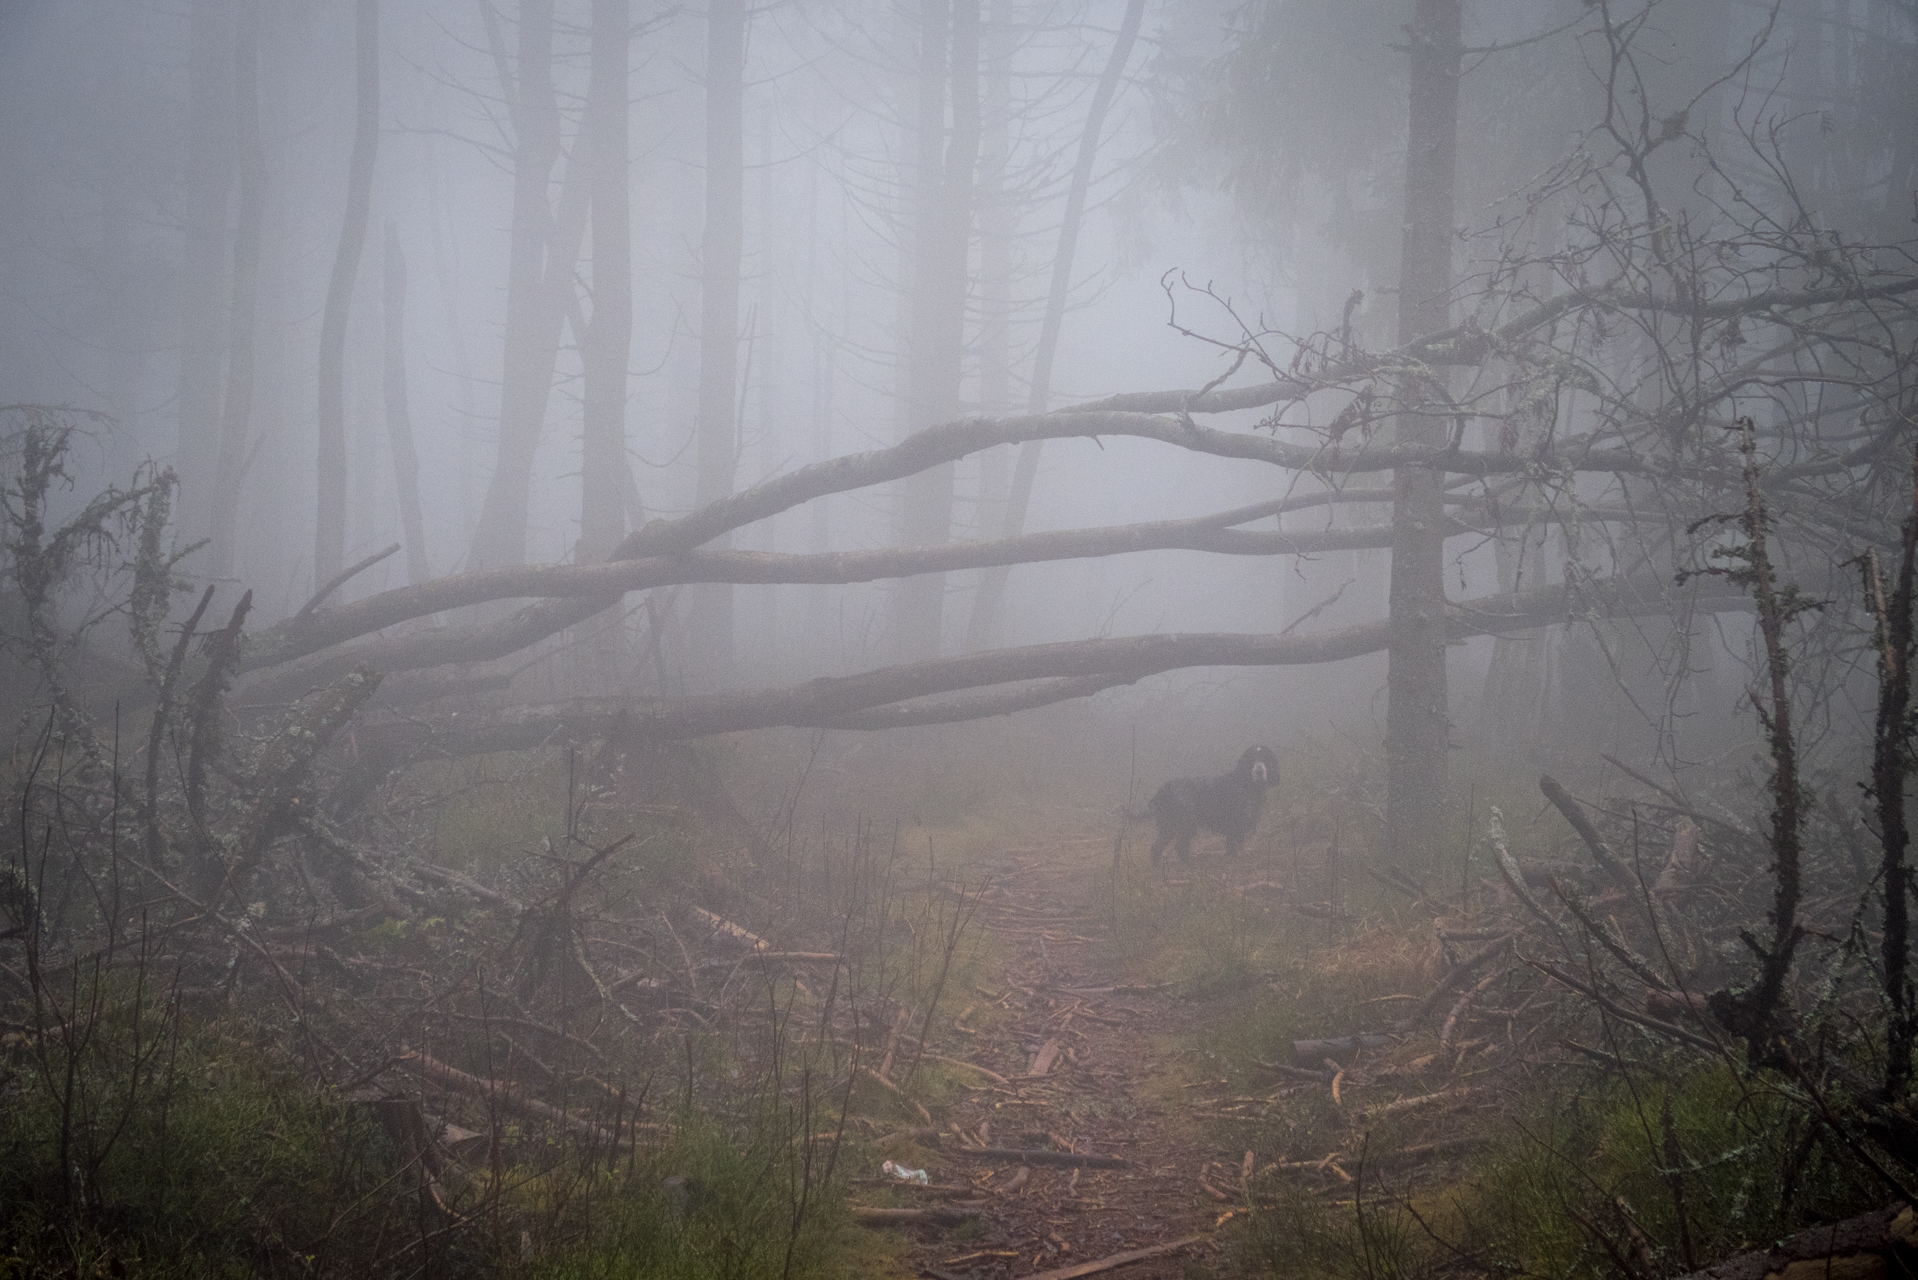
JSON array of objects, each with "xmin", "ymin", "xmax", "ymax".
[
  {"xmin": 243, "ymin": 488, "xmax": 1615, "ymax": 675},
  {"xmin": 349, "ymin": 574, "xmax": 1755, "ymax": 755},
  {"xmin": 1672, "ymin": 1203, "xmax": 1918, "ymax": 1280}
]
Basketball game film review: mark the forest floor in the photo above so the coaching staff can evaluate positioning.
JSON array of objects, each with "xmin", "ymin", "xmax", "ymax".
[
  {"xmin": 871, "ymin": 835, "xmax": 1230, "ymax": 1280},
  {"xmin": 895, "ymin": 839, "xmax": 1232, "ymax": 1279},
  {"xmin": 846, "ymin": 799, "xmax": 1459, "ymax": 1280}
]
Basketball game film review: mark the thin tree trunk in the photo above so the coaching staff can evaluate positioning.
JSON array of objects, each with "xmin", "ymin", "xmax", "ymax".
[
  {"xmin": 580, "ymin": 0, "xmax": 632, "ymax": 563},
  {"xmin": 1385, "ymin": 0, "xmax": 1460, "ymax": 867},
  {"xmin": 965, "ymin": 0, "xmax": 1145, "ymax": 652},
  {"xmin": 688, "ymin": 0, "xmax": 745, "ymax": 677},
  {"xmin": 209, "ymin": 0, "xmax": 261, "ymax": 581},
  {"xmin": 469, "ymin": 0, "xmax": 561, "ymax": 570},
  {"xmin": 968, "ymin": 0, "xmax": 1014, "ymax": 612},
  {"xmin": 889, "ymin": 0, "xmax": 980, "ymax": 662},
  {"xmin": 178, "ymin": 0, "xmax": 234, "ymax": 547},
  {"xmin": 382, "ymin": 221, "xmax": 430, "ymax": 585},
  {"xmin": 316, "ymin": 0, "xmax": 380, "ymax": 591}
]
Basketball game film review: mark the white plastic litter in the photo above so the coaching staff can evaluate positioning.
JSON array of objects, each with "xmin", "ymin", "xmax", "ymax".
[{"xmin": 880, "ymin": 1160, "xmax": 929, "ymax": 1185}]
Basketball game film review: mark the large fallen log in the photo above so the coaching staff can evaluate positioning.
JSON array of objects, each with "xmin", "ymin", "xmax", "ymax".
[
  {"xmin": 349, "ymin": 574, "xmax": 1753, "ymax": 756},
  {"xmin": 1672, "ymin": 1203, "xmax": 1918, "ymax": 1280}
]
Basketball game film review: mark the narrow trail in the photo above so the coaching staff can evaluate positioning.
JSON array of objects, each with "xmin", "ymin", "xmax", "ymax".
[{"xmin": 886, "ymin": 836, "xmax": 1231, "ymax": 1280}]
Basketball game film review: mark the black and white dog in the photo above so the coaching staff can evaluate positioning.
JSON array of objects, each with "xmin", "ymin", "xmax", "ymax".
[{"xmin": 1136, "ymin": 745, "xmax": 1279, "ymax": 864}]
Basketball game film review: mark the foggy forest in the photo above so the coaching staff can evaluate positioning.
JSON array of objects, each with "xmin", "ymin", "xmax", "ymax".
[{"xmin": 0, "ymin": 0, "xmax": 1915, "ymax": 1276}]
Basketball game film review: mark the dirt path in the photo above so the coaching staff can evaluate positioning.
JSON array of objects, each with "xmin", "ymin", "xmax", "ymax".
[{"xmin": 882, "ymin": 840, "xmax": 1230, "ymax": 1280}]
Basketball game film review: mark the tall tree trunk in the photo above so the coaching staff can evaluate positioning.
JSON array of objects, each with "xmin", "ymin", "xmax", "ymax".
[
  {"xmin": 688, "ymin": 0, "xmax": 745, "ymax": 677},
  {"xmin": 970, "ymin": 0, "xmax": 1013, "ymax": 554},
  {"xmin": 964, "ymin": 0, "xmax": 1145, "ymax": 652},
  {"xmin": 209, "ymin": 0, "xmax": 261, "ymax": 581},
  {"xmin": 752, "ymin": 102, "xmax": 783, "ymax": 666},
  {"xmin": 316, "ymin": 0, "xmax": 380, "ymax": 591},
  {"xmin": 1385, "ymin": 0, "xmax": 1460, "ymax": 867},
  {"xmin": 382, "ymin": 220, "xmax": 430, "ymax": 585},
  {"xmin": 803, "ymin": 143, "xmax": 830, "ymax": 635},
  {"xmin": 580, "ymin": 0, "xmax": 632, "ymax": 563},
  {"xmin": 470, "ymin": 0, "xmax": 562, "ymax": 570},
  {"xmin": 889, "ymin": 0, "xmax": 980, "ymax": 663},
  {"xmin": 178, "ymin": 0, "xmax": 234, "ymax": 547}
]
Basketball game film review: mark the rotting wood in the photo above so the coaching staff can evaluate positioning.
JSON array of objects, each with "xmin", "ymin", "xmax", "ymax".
[{"xmin": 1027, "ymin": 1036, "xmax": 1064, "ymax": 1077}]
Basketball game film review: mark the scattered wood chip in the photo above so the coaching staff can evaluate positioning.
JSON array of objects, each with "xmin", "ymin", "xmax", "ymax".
[{"xmin": 1027, "ymin": 1037, "xmax": 1064, "ymax": 1077}]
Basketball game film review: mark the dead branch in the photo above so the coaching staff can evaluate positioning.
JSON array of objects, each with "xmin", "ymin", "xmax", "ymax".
[
  {"xmin": 401, "ymin": 1047, "xmax": 617, "ymax": 1145},
  {"xmin": 1014, "ymin": 1233, "xmax": 1209, "ymax": 1280},
  {"xmin": 1539, "ymin": 775, "xmax": 1634, "ymax": 885}
]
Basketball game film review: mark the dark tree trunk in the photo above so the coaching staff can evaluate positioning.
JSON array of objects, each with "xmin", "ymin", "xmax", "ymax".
[
  {"xmin": 688, "ymin": 0, "xmax": 745, "ymax": 676},
  {"xmin": 469, "ymin": 0, "xmax": 561, "ymax": 570},
  {"xmin": 177, "ymin": 0, "xmax": 234, "ymax": 547},
  {"xmin": 889, "ymin": 0, "xmax": 980, "ymax": 663},
  {"xmin": 209, "ymin": 0, "xmax": 261, "ymax": 581},
  {"xmin": 316, "ymin": 0, "xmax": 380, "ymax": 590},
  {"xmin": 1385, "ymin": 0, "xmax": 1461, "ymax": 867},
  {"xmin": 580, "ymin": 0, "xmax": 632, "ymax": 563},
  {"xmin": 382, "ymin": 221, "xmax": 429, "ymax": 585},
  {"xmin": 965, "ymin": 0, "xmax": 1145, "ymax": 652},
  {"xmin": 967, "ymin": 0, "xmax": 1014, "ymax": 640}
]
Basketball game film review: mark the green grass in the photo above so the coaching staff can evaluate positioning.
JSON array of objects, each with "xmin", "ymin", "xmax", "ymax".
[{"xmin": 0, "ymin": 1005, "xmax": 400, "ymax": 1278}]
